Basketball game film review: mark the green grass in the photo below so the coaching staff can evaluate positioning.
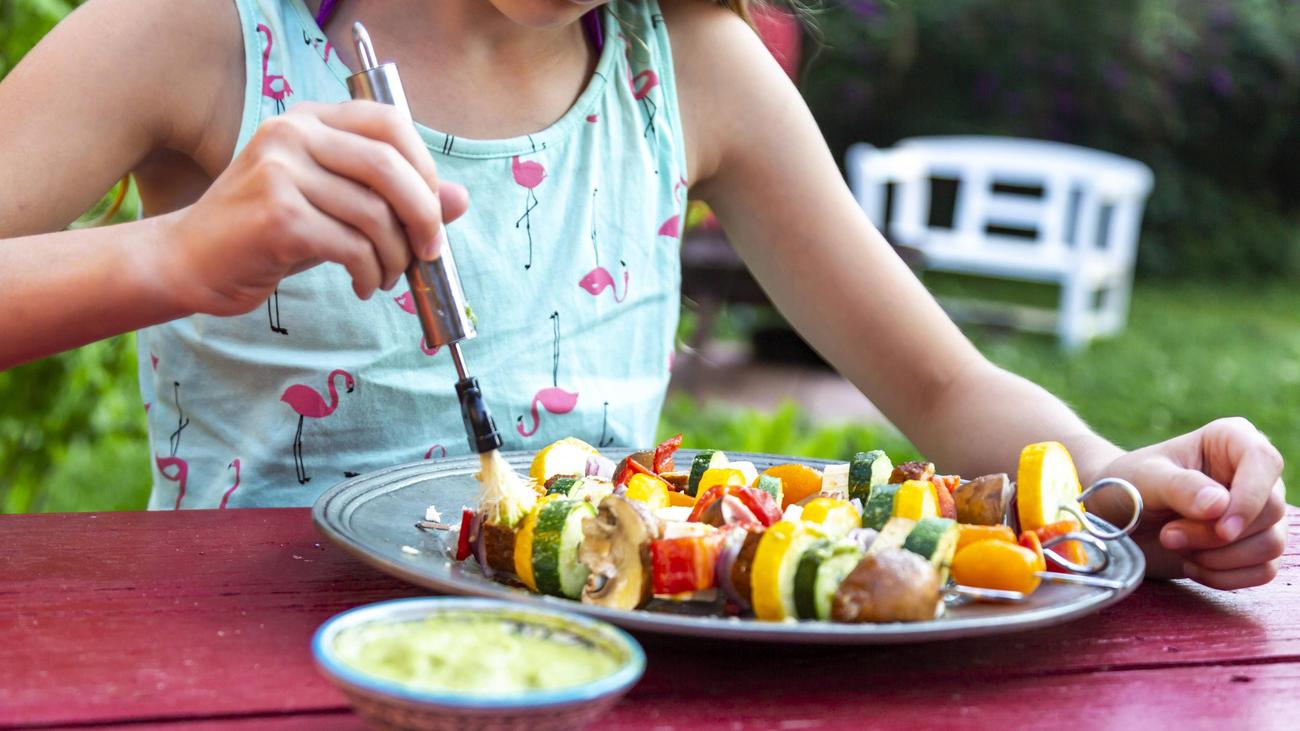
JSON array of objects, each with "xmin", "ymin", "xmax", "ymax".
[{"xmin": 3, "ymin": 281, "xmax": 1296, "ymax": 512}]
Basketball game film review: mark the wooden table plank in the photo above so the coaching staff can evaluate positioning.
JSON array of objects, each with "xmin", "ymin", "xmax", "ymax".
[{"xmin": 2, "ymin": 508, "xmax": 1296, "ymax": 729}]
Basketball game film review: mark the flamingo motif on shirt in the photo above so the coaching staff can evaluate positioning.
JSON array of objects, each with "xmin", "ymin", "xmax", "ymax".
[
  {"xmin": 302, "ymin": 28, "xmax": 333, "ymax": 63},
  {"xmin": 156, "ymin": 381, "xmax": 190, "ymax": 510},
  {"xmin": 658, "ymin": 176, "xmax": 688, "ymax": 239},
  {"xmin": 257, "ymin": 24, "xmax": 293, "ymax": 114},
  {"xmin": 578, "ymin": 188, "xmax": 629, "ymax": 302},
  {"xmin": 424, "ymin": 444, "xmax": 447, "ymax": 460},
  {"xmin": 598, "ymin": 401, "xmax": 615, "ymax": 448},
  {"xmin": 219, "ymin": 459, "xmax": 242, "ymax": 509},
  {"xmin": 517, "ymin": 312, "xmax": 579, "ymax": 437},
  {"xmin": 280, "ymin": 369, "xmax": 355, "ymax": 484},
  {"xmin": 394, "ymin": 291, "xmax": 442, "ymax": 355},
  {"xmin": 512, "ymin": 156, "xmax": 546, "ymax": 270},
  {"xmin": 620, "ymin": 33, "xmax": 658, "ymax": 138}
]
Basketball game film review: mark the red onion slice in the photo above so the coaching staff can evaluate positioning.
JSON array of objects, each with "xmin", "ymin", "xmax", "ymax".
[
  {"xmin": 586, "ymin": 455, "xmax": 616, "ymax": 480},
  {"xmin": 847, "ymin": 527, "xmax": 879, "ymax": 553},
  {"xmin": 714, "ymin": 528, "xmax": 750, "ymax": 612},
  {"xmin": 469, "ymin": 511, "xmax": 494, "ymax": 579}
]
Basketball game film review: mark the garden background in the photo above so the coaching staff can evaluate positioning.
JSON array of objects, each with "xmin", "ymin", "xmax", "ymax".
[{"xmin": 2, "ymin": 0, "xmax": 1297, "ymax": 512}]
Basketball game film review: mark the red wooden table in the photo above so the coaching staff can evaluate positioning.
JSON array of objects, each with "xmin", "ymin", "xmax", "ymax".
[{"xmin": 2, "ymin": 508, "xmax": 1297, "ymax": 730}]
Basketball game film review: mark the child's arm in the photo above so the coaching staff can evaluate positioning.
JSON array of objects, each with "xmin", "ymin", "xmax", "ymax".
[
  {"xmin": 0, "ymin": 0, "xmax": 463, "ymax": 370},
  {"xmin": 665, "ymin": 1, "xmax": 1286, "ymax": 588}
]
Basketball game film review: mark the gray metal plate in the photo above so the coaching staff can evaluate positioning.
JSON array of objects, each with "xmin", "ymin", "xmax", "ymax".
[{"xmin": 313, "ymin": 450, "xmax": 1145, "ymax": 644}]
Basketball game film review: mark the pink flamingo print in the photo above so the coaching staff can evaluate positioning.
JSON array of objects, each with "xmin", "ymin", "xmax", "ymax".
[
  {"xmin": 631, "ymin": 69, "xmax": 659, "ymax": 137},
  {"xmin": 168, "ymin": 381, "xmax": 189, "ymax": 459},
  {"xmin": 156, "ymin": 455, "xmax": 189, "ymax": 510},
  {"xmin": 302, "ymin": 29, "xmax": 333, "ymax": 63},
  {"xmin": 280, "ymin": 369, "xmax": 355, "ymax": 484},
  {"xmin": 658, "ymin": 176, "xmax": 688, "ymax": 239},
  {"xmin": 257, "ymin": 24, "xmax": 293, "ymax": 114},
  {"xmin": 394, "ymin": 291, "xmax": 441, "ymax": 355},
  {"xmin": 517, "ymin": 312, "xmax": 579, "ymax": 437},
  {"xmin": 219, "ymin": 459, "xmax": 241, "ymax": 510},
  {"xmin": 150, "ymin": 353, "xmax": 159, "ymax": 370},
  {"xmin": 424, "ymin": 444, "xmax": 447, "ymax": 460},
  {"xmin": 512, "ymin": 155, "xmax": 546, "ymax": 270},
  {"xmin": 620, "ymin": 33, "xmax": 659, "ymax": 137},
  {"xmin": 578, "ymin": 188, "xmax": 629, "ymax": 302}
]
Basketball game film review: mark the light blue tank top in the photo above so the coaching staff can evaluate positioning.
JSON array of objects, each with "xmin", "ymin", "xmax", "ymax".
[{"xmin": 137, "ymin": 0, "xmax": 685, "ymax": 508}]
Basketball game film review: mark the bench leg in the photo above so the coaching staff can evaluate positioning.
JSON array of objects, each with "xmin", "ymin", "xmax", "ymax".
[{"xmin": 1058, "ymin": 273, "xmax": 1091, "ymax": 351}]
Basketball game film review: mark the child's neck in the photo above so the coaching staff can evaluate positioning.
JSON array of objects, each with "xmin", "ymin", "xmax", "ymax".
[{"xmin": 319, "ymin": 0, "xmax": 599, "ymax": 141}]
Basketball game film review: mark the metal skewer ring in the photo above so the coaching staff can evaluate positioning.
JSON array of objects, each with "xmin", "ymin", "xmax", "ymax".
[{"xmin": 1058, "ymin": 477, "xmax": 1143, "ymax": 540}]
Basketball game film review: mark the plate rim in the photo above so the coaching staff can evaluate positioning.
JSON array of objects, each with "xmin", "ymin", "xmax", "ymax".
[{"xmin": 312, "ymin": 450, "xmax": 1146, "ymax": 645}]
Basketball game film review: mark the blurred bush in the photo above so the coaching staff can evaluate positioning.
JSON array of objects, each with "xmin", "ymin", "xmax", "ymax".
[{"xmin": 802, "ymin": 0, "xmax": 1300, "ymax": 279}]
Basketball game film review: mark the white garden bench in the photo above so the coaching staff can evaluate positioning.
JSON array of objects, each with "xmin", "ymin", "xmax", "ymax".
[{"xmin": 847, "ymin": 136, "xmax": 1154, "ymax": 349}]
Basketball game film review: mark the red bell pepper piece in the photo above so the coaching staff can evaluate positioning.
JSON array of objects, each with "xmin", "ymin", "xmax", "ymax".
[
  {"xmin": 1032, "ymin": 519, "xmax": 1088, "ymax": 572},
  {"xmin": 455, "ymin": 508, "xmax": 475, "ymax": 562},
  {"xmin": 653, "ymin": 433, "xmax": 683, "ymax": 473},
  {"xmin": 614, "ymin": 455, "xmax": 656, "ymax": 489},
  {"xmin": 931, "ymin": 476, "xmax": 958, "ymax": 520},
  {"xmin": 734, "ymin": 487, "xmax": 782, "ymax": 527},
  {"xmin": 651, "ymin": 534, "xmax": 723, "ymax": 595},
  {"xmin": 688, "ymin": 485, "xmax": 732, "ymax": 522}
]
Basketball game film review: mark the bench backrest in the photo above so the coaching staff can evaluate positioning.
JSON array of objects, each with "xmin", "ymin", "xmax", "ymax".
[{"xmin": 848, "ymin": 136, "xmax": 1154, "ymax": 271}]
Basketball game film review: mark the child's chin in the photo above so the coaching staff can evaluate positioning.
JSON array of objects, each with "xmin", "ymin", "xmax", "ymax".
[{"xmin": 490, "ymin": 0, "xmax": 604, "ymax": 29}]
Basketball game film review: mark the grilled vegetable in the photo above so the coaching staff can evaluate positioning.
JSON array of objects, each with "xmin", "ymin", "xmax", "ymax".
[
  {"xmin": 545, "ymin": 476, "xmax": 580, "ymax": 496},
  {"xmin": 530, "ymin": 438, "xmax": 599, "ymax": 485},
  {"xmin": 951, "ymin": 539, "xmax": 1042, "ymax": 595},
  {"xmin": 761, "ymin": 463, "xmax": 824, "ymax": 508},
  {"xmin": 455, "ymin": 508, "xmax": 475, "ymax": 562},
  {"xmin": 751, "ymin": 520, "xmax": 824, "ymax": 621},
  {"xmin": 831, "ymin": 549, "xmax": 942, "ymax": 623},
  {"xmin": 956, "ymin": 523, "xmax": 1016, "ymax": 553},
  {"xmin": 793, "ymin": 539, "xmax": 866, "ymax": 620},
  {"xmin": 687, "ymin": 450, "xmax": 729, "ymax": 497},
  {"xmin": 512, "ymin": 507, "xmax": 541, "ymax": 591},
  {"xmin": 1030, "ymin": 518, "xmax": 1089, "ymax": 571},
  {"xmin": 659, "ymin": 471, "xmax": 691, "ymax": 491},
  {"xmin": 756, "ymin": 474, "xmax": 784, "ymax": 506},
  {"xmin": 861, "ymin": 484, "xmax": 901, "ymax": 530},
  {"xmin": 651, "ymin": 530, "xmax": 724, "ymax": 596},
  {"xmin": 866, "ymin": 517, "xmax": 917, "ymax": 556},
  {"xmin": 728, "ymin": 527, "xmax": 765, "ymax": 608},
  {"xmin": 734, "ymin": 487, "xmax": 782, "ymax": 527},
  {"xmin": 697, "ymin": 494, "xmax": 762, "ymax": 528},
  {"xmin": 800, "ymin": 497, "xmax": 861, "ymax": 538},
  {"xmin": 902, "ymin": 517, "xmax": 960, "ymax": 584},
  {"xmin": 819, "ymin": 463, "xmax": 851, "ymax": 500},
  {"xmin": 698, "ymin": 467, "xmax": 749, "ymax": 496},
  {"xmin": 1018, "ymin": 530, "xmax": 1049, "ymax": 574},
  {"xmin": 652, "ymin": 434, "xmax": 683, "ymax": 473},
  {"xmin": 931, "ymin": 476, "xmax": 958, "ymax": 520},
  {"xmin": 481, "ymin": 522, "xmax": 519, "ymax": 574},
  {"xmin": 890, "ymin": 460, "xmax": 935, "ymax": 484},
  {"xmin": 848, "ymin": 450, "xmax": 892, "ymax": 503},
  {"xmin": 953, "ymin": 473, "xmax": 1012, "ymax": 526},
  {"xmin": 1017, "ymin": 441, "xmax": 1082, "ymax": 532},
  {"xmin": 530, "ymin": 499, "xmax": 597, "ymax": 598},
  {"xmin": 568, "ymin": 476, "xmax": 615, "ymax": 505},
  {"xmin": 580, "ymin": 495, "xmax": 662, "ymax": 609},
  {"xmin": 625, "ymin": 473, "xmax": 671, "ymax": 511},
  {"xmin": 892, "ymin": 480, "xmax": 939, "ymax": 522}
]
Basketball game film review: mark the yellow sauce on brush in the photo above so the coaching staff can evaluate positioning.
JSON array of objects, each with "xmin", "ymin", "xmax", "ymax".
[{"xmin": 334, "ymin": 613, "xmax": 618, "ymax": 694}]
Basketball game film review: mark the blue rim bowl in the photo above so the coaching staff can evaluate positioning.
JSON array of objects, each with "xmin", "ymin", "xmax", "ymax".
[{"xmin": 312, "ymin": 597, "xmax": 645, "ymax": 727}]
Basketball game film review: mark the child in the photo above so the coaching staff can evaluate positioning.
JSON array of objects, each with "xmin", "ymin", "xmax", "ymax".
[{"xmin": 0, "ymin": 0, "xmax": 1286, "ymax": 589}]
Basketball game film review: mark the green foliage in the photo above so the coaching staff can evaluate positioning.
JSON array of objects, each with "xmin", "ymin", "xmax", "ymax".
[
  {"xmin": 802, "ymin": 0, "xmax": 1300, "ymax": 279},
  {"xmin": 0, "ymin": 0, "xmax": 81, "ymax": 77},
  {"xmin": 658, "ymin": 395, "xmax": 919, "ymax": 464}
]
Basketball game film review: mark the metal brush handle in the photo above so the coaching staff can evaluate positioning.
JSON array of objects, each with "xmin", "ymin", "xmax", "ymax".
[{"xmin": 345, "ymin": 22, "xmax": 476, "ymax": 349}]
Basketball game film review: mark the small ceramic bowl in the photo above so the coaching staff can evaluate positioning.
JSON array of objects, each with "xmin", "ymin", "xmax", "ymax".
[{"xmin": 312, "ymin": 597, "xmax": 645, "ymax": 731}]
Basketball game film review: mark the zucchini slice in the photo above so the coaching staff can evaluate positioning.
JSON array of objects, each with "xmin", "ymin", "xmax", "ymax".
[
  {"xmin": 687, "ymin": 450, "xmax": 729, "ymax": 497},
  {"xmin": 530, "ymin": 499, "xmax": 597, "ymax": 598},
  {"xmin": 848, "ymin": 450, "xmax": 893, "ymax": 503},
  {"xmin": 861, "ymin": 483, "xmax": 901, "ymax": 530},
  {"xmin": 903, "ymin": 517, "xmax": 960, "ymax": 585},
  {"xmin": 794, "ymin": 539, "xmax": 865, "ymax": 621},
  {"xmin": 866, "ymin": 517, "xmax": 918, "ymax": 557}
]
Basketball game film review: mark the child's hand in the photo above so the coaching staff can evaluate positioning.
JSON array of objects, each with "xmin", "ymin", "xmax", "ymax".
[
  {"xmin": 159, "ymin": 100, "xmax": 470, "ymax": 315},
  {"xmin": 1087, "ymin": 418, "xmax": 1288, "ymax": 589}
]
